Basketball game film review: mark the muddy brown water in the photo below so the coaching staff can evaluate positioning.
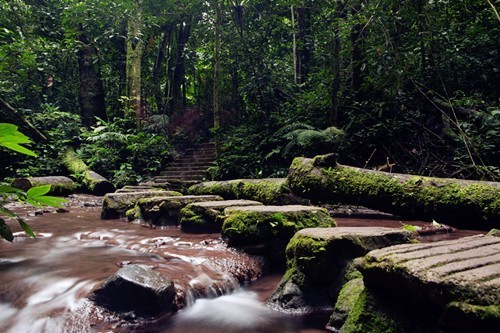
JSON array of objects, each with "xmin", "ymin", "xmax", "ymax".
[{"xmin": 0, "ymin": 195, "xmax": 483, "ymax": 333}]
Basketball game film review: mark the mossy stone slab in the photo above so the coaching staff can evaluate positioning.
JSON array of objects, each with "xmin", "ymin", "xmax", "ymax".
[
  {"xmin": 188, "ymin": 178, "xmax": 308, "ymax": 205},
  {"xmin": 357, "ymin": 234, "xmax": 500, "ymax": 332},
  {"xmin": 137, "ymin": 195, "xmax": 224, "ymax": 226},
  {"xmin": 221, "ymin": 205, "xmax": 336, "ymax": 265},
  {"xmin": 268, "ymin": 227, "xmax": 415, "ymax": 313},
  {"xmin": 180, "ymin": 199, "xmax": 263, "ymax": 233},
  {"xmin": 101, "ymin": 191, "xmax": 183, "ymax": 219}
]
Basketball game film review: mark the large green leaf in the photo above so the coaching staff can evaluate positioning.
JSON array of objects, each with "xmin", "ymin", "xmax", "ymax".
[
  {"xmin": 31, "ymin": 195, "xmax": 66, "ymax": 208},
  {"xmin": 27, "ymin": 185, "xmax": 51, "ymax": 198},
  {"xmin": 19, "ymin": 219, "xmax": 36, "ymax": 238},
  {"xmin": 0, "ymin": 123, "xmax": 37, "ymax": 157}
]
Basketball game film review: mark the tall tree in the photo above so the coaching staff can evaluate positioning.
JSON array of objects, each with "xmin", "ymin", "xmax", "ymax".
[
  {"xmin": 126, "ymin": 1, "xmax": 144, "ymax": 126},
  {"xmin": 76, "ymin": 31, "xmax": 107, "ymax": 127}
]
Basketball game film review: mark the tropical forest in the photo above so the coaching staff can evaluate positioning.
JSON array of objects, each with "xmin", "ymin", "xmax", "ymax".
[{"xmin": 0, "ymin": 1, "xmax": 499, "ymax": 333}]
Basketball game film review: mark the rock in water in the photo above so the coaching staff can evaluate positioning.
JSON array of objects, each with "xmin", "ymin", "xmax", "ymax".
[{"xmin": 88, "ymin": 264, "xmax": 175, "ymax": 317}]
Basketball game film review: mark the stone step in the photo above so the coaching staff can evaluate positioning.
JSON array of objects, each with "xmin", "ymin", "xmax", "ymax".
[
  {"xmin": 101, "ymin": 190, "xmax": 183, "ymax": 219},
  {"xmin": 355, "ymin": 234, "xmax": 500, "ymax": 332},
  {"xmin": 137, "ymin": 195, "xmax": 224, "ymax": 225},
  {"xmin": 163, "ymin": 166, "xmax": 210, "ymax": 172},
  {"xmin": 180, "ymin": 199, "xmax": 264, "ymax": 233}
]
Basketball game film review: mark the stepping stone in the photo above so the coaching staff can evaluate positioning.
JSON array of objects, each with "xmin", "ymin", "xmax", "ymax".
[
  {"xmin": 137, "ymin": 195, "xmax": 224, "ymax": 226},
  {"xmin": 101, "ymin": 191, "xmax": 182, "ymax": 219},
  {"xmin": 88, "ymin": 264, "xmax": 175, "ymax": 317},
  {"xmin": 115, "ymin": 185, "xmax": 165, "ymax": 193},
  {"xmin": 188, "ymin": 178, "xmax": 308, "ymax": 205},
  {"xmin": 356, "ymin": 235, "xmax": 500, "ymax": 332},
  {"xmin": 180, "ymin": 199, "xmax": 263, "ymax": 233},
  {"xmin": 268, "ymin": 227, "xmax": 415, "ymax": 313},
  {"xmin": 221, "ymin": 205, "xmax": 336, "ymax": 265}
]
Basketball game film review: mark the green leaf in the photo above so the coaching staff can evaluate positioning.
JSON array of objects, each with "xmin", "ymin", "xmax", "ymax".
[
  {"xmin": 27, "ymin": 185, "xmax": 51, "ymax": 198},
  {"xmin": 0, "ymin": 185, "xmax": 23, "ymax": 194},
  {"xmin": 31, "ymin": 196, "xmax": 66, "ymax": 208},
  {"xmin": 0, "ymin": 218, "xmax": 14, "ymax": 242},
  {"xmin": 19, "ymin": 220, "xmax": 36, "ymax": 238},
  {"xmin": 0, "ymin": 142, "xmax": 37, "ymax": 156},
  {"xmin": 0, "ymin": 123, "xmax": 37, "ymax": 157}
]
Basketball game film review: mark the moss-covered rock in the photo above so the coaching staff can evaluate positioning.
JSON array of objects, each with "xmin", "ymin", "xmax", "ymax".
[
  {"xmin": 180, "ymin": 200, "xmax": 263, "ymax": 233},
  {"xmin": 355, "ymin": 235, "xmax": 500, "ymax": 332},
  {"xmin": 188, "ymin": 178, "xmax": 309, "ymax": 205},
  {"xmin": 327, "ymin": 276, "xmax": 365, "ymax": 331},
  {"xmin": 115, "ymin": 185, "xmax": 165, "ymax": 193},
  {"xmin": 287, "ymin": 155, "xmax": 500, "ymax": 229},
  {"xmin": 268, "ymin": 227, "xmax": 415, "ymax": 313},
  {"xmin": 221, "ymin": 205, "xmax": 336, "ymax": 265},
  {"xmin": 137, "ymin": 195, "xmax": 223, "ymax": 226},
  {"xmin": 101, "ymin": 191, "xmax": 182, "ymax": 219}
]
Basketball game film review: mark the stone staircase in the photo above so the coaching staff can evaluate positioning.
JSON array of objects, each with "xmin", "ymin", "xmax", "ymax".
[
  {"xmin": 159, "ymin": 142, "xmax": 216, "ymax": 181},
  {"xmin": 133, "ymin": 141, "xmax": 216, "ymax": 192}
]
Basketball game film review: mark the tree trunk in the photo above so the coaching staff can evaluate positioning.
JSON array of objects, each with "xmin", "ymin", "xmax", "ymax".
[
  {"xmin": 294, "ymin": 5, "xmax": 312, "ymax": 85},
  {"xmin": 63, "ymin": 148, "xmax": 115, "ymax": 195},
  {"xmin": 11, "ymin": 176, "xmax": 77, "ymax": 195},
  {"xmin": 213, "ymin": 1, "xmax": 221, "ymax": 156},
  {"xmin": 330, "ymin": 2, "xmax": 348, "ymax": 125},
  {"xmin": 287, "ymin": 155, "xmax": 500, "ymax": 229},
  {"xmin": 153, "ymin": 25, "xmax": 173, "ymax": 114},
  {"xmin": 170, "ymin": 19, "xmax": 192, "ymax": 114},
  {"xmin": 77, "ymin": 32, "xmax": 107, "ymax": 127},
  {"xmin": 126, "ymin": 2, "xmax": 144, "ymax": 127},
  {"xmin": 350, "ymin": 1, "xmax": 366, "ymax": 102}
]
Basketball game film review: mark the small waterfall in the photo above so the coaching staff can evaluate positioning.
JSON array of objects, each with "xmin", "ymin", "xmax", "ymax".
[{"xmin": 171, "ymin": 290, "xmax": 300, "ymax": 333}]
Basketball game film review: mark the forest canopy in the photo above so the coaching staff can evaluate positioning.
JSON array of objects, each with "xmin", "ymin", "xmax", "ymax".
[{"xmin": 0, "ymin": 0, "xmax": 499, "ymax": 185}]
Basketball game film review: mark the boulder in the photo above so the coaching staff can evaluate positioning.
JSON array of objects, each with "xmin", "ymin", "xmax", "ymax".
[
  {"xmin": 180, "ymin": 200, "xmax": 263, "ymax": 233},
  {"xmin": 88, "ymin": 264, "xmax": 176, "ymax": 317},
  {"xmin": 188, "ymin": 178, "xmax": 308, "ymax": 205},
  {"xmin": 137, "ymin": 195, "xmax": 224, "ymax": 226},
  {"xmin": 268, "ymin": 227, "xmax": 415, "ymax": 314},
  {"xmin": 101, "ymin": 191, "xmax": 182, "ymax": 219},
  {"xmin": 221, "ymin": 205, "xmax": 336, "ymax": 265},
  {"xmin": 346, "ymin": 235, "xmax": 500, "ymax": 333}
]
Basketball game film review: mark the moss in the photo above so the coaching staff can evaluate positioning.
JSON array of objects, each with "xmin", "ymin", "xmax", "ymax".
[
  {"xmin": 125, "ymin": 207, "xmax": 139, "ymax": 221},
  {"xmin": 340, "ymin": 290, "xmax": 405, "ymax": 333},
  {"xmin": 439, "ymin": 302, "xmax": 500, "ymax": 332},
  {"xmin": 288, "ymin": 156, "xmax": 500, "ymax": 228},
  {"xmin": 328, "ymin": 277, "xmax": 365, "ymax": 330},
  {"xmin": 222, "ymin": 209, "xmax": 335, "ymax": 245},
  {"xmin": 188, "ymin": 178, "xmax": 302, "ymax": 205}
]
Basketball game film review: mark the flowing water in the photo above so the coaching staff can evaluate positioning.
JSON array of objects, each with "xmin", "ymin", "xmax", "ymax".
[{"xmin": 0, "ymin": 195, "xmax": 482, "ymax": 333}]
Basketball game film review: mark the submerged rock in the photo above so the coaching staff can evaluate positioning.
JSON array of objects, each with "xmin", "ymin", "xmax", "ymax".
[
  {"xmin": 101, "ymin": 191, "xmax": 182, "ymax": 219},
  {"xmin": 88, "ymin": 264, "xmax": 175, "ymax": 317},
  {"xmin": 137, "ymin": 195, "xmax": 224, "ymax": 225},
  {"xmin": 221, "ymin": 205, "xmax": 336, "ymax": 265},
  {"xmin": 188, "ymin": 178, "xmax": 308, "ymax": 205},
  {"xmin": 348, "ymin": 234, "xmax": 500, "ymax": 333},
  {"xmin": 268, "ymin": 227, "xmax": 414, "ymax": 314},
  {"xmin": 180, "ymin": 199, "xmax": 263, "ymax": 233}
]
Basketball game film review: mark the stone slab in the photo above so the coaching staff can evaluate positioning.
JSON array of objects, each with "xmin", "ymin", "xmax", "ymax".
[
  {"xmin": 101, "ymin": 191, "xmax": 183, "ymax": 219},
  {"xmin": 137, "ymin": 195, "xmax": 224, "ymax": 226},
  {"xmin": 359, "ymin": 235, "xmax": 500, "ymax": 331},
  {"xmin": 180, "ymin": 200, "xmax": 263, "ymax": 233},
  {"xmin": 268, "ymin": 227, "xmax": 415, "ymax": 313}
]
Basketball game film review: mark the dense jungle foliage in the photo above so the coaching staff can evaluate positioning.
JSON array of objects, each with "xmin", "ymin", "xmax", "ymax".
[{"xmin": 1, "ymin": 0, "xmax": 499, "ymax": 186}]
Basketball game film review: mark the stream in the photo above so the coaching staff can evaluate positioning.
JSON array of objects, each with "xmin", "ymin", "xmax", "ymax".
[{"xmin": 0, "ymin": 195, "xmax": 482, "ymax": 333}]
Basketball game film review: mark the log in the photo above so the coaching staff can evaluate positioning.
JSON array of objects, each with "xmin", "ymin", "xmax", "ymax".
[
  {"xmin": 11, "ymin": 176, "xmax": 77, "ymax": 195},
  {"xmin": 287, "ymin": 155, "xmax": 500, "ymax": 229},
  {"xmin": 63, "ymin": 147, "xmax": 115, "ymax": 195}
]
